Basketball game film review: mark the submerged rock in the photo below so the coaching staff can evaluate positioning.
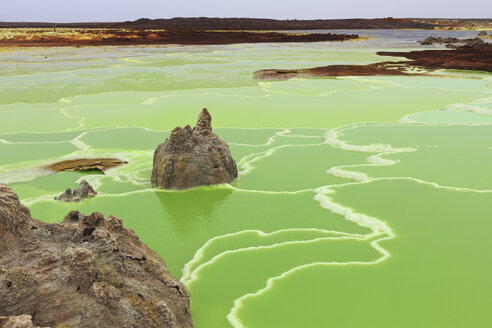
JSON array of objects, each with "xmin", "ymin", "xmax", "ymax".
[
  {"xmin": 0, "ymin": 183, "xmax": 193, "ymax": 328},
  {"xmin": 151, "ymin": 108, "xmax": 238, "ymax": 189},
  {"xmin": 55, "ymin": 180, "xmax": 96, "ymax": 202}
]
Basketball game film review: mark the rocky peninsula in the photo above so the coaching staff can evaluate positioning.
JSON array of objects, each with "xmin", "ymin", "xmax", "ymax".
[
  {"xmin": 0, "ymin": 183, "xmax": 193, "ymax": 328},
  {"xmin": 254, "ymin": 43, "xmax": 492, "ymax": 80},
  {"xmin": 151, "ymin": 108, "xmax": 237, "ymax": 190},
  {"xmin": 0, "ymin": 29, "xmax": 359, "ymax": 47}
]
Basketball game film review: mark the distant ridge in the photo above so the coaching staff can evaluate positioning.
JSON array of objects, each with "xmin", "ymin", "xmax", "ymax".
[{"xmin": 1, "ymin": 17, "xmax": 490, "ymax": 30}]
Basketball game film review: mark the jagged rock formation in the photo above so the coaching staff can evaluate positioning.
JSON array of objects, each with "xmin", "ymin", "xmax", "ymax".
[
  {"xmin": 453, "ymin": 37, "xmax": 489, "ymax": 50},
  {"xmin": 43, "ymin": 158, "xmax": 127, "ymax": 173},
  {"xmin": 419, "ymin": 36, "xmax": 461, "ymax": 45},
  {"xmin": 151, "ymin": 108, "xmax": 238, "ymax": 189},
  {"xmin": 55, "ymin": 180, "xmax": 97, "ymax": 202},
  {"xmin": 419, "ymin": 36, "xmax": 489, "ymax": 50},
  {"xmin": 0, "ymin": 183, "xmax": 193, "ymax": 328}
]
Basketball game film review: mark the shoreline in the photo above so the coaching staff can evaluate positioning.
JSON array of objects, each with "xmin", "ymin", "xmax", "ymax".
[{"xmin": 0, "ymin": 29, "xmax": 360, "ymax": 47}]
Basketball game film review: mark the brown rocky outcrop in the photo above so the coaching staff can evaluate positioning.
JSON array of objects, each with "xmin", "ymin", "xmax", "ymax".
[
  {"xmin": 254, "ymin": 63, "xmax": 416, "ymax": 80},
  {"xmin": 0, "ymin": 183, "xmax": 193, "ymax": 328},
  {"xmin": 55, "ymin": 180, "xmax": 97, "ymax": 202},
  {"xmin": 151, "ymin": 108, "xmax": 237, "ymax": 190},
  {"xmin": 43, "ymin": 158, "xmax": 127, "ymax": 173}
]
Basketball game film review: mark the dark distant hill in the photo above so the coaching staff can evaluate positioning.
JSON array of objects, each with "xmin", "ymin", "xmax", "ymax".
[
  {"xmin": 0, "ymin": 17, "xmax": 490, "ymax": 30},
  {"xmin": 115, "ymin": 17, "xmax": 436, "ymax": 30}
]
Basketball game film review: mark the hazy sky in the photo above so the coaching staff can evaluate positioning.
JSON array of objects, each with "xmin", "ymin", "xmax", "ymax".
[{"xmin": 2, "ymin": 0, "xmax": 491, "ymax": 22}]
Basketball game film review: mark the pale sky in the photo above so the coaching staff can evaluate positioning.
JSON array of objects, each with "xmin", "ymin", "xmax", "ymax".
[{"xmin": 1, "ymin": 0, "xmax": 491, "ymax": 22}]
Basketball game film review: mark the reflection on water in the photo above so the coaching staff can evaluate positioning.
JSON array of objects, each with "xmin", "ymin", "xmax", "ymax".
[{"xmin": 155, "ymin": 186, "xmax": 233, "ymax": 234}]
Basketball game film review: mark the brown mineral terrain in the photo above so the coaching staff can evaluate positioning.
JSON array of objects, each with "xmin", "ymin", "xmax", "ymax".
[
  {"xmin": 254, "ymin": 63, "xmax": 418, "ymax": 80},
  {"xmin": 0, "ymin": 28, "xmax": 358, "ymax": 47},
  {"xmin": 254, "ymin": 44, "xmax": 492, "ymax": 80},
  {"xmin": 43, "ymin": 158, "xmax": 127, "ymax": 173},
  {"xmin": 151, "ymin": 108, "xmax": 238, "ymax": 190},
  {"xmin": 0, "ymin": 183, "xmax": 193, "ymax": 327}
]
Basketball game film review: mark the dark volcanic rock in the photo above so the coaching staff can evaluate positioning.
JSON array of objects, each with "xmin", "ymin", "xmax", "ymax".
[
  {"xmin": 151, "ymin": 108, "xmax": 238, "ymax": 190},
  {"xmin": 419, "ymin": 36, "xmax": 490, "ymax": 50},
  {"xmin": 455, "ymin": 37, "xmax": 488, "ymax": 50},
  {"xmin": 55, "ymin": 180, "xmax": 97, "ymax": 202},
  {"xmin": 419, "ymin": 36, "xmax": 461, "ymax": 45},
  {"xmin": 0, "ymin": 183, "xmax": 193, "ymax": 328}
]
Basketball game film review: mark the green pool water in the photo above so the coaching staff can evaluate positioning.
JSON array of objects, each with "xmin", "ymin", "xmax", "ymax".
[{"xmin": 1, "ymin": 33, "xmax": 491, "ymax": 327}]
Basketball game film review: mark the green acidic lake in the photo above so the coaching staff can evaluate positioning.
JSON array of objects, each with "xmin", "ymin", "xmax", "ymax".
[{"xmin": 1, "ymin": 29, "xmax": 491, "ymax": 327}]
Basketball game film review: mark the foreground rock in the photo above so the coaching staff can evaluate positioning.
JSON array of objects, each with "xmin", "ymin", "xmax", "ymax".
[
  {"xmin": 0, "ymin": 315, "xmax": 48, "ymax": 328},
  {"xmin": 151, "ymin": 108, "xmax": 237, "ymax": 189},
  {"xmin": 43, "ymin": 158, "xmax": 127, "ymax": 173},
  {"xmin": 0, "ymin": 183, "xmax": 193, "ymax": 328},
  {"xmin": 55, "ymin": 180, "xmax": 96, "ymax": 202}
]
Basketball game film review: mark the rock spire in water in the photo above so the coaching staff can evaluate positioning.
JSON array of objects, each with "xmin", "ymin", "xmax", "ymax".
[{"xmin": 151, "ymin": 108, "xmax": 238, "ymax": 189}]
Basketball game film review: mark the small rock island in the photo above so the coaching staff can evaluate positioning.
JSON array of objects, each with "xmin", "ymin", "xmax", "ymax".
[
  {"xmin": 55, "ymin": 180, "xmax": 97, "ymax": 202},
  {"xmin": 151, "ymin": 108, "xmax": 238, "ymax": 189}
]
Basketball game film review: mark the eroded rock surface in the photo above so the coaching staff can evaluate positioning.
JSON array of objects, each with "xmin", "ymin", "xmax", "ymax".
[
  {"xmin": 151, "ymin": 108, "xmax": 238, "ymax": 189},
  {"xmin": 0, "ymin": 315, "xmax": 48, "ymax": 328},
  {"xmin": 0, "ymin": 183, "xmax": 193, "ymax": 328},
  {"xmin": 55, "ymin": 180, "xmax": 97, "ymax": 202}
]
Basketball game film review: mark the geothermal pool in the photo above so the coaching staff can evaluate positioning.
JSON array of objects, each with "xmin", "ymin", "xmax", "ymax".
[{"xmin": 1, "ymin": 29, "xmax": 491, "ymax": 327}]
